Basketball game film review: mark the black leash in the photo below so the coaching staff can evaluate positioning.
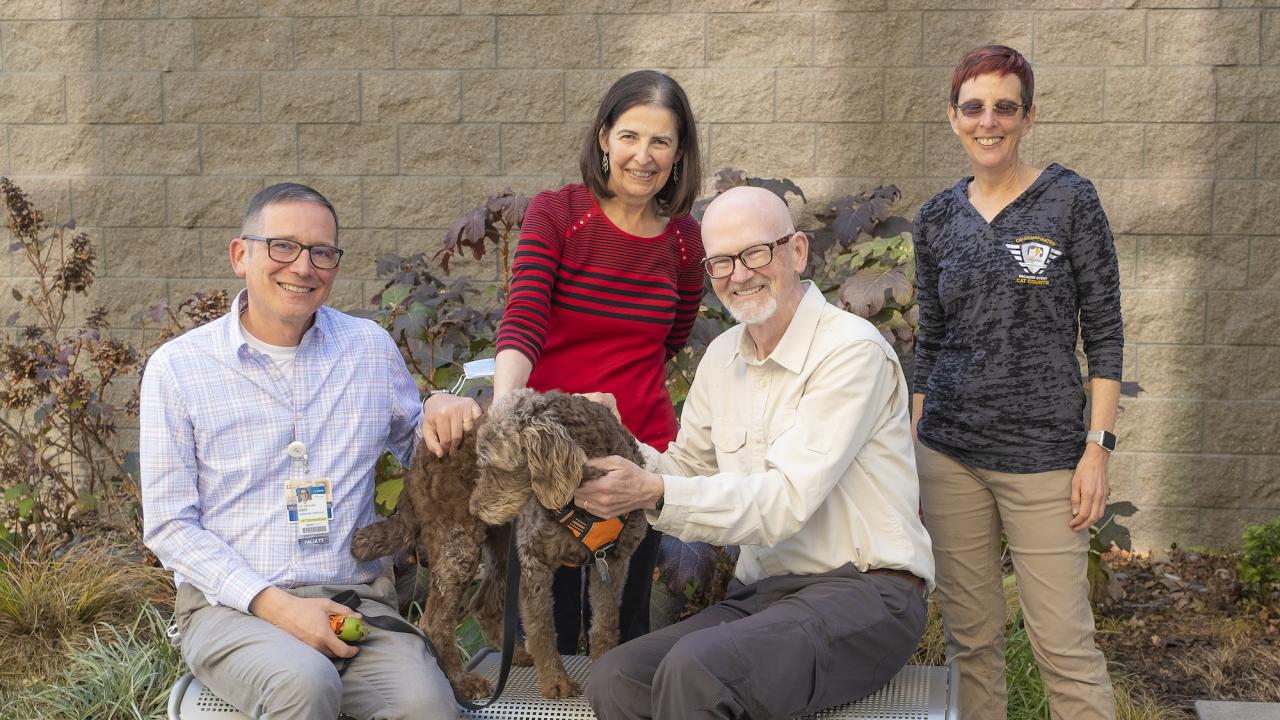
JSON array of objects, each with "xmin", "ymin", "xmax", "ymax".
[{"xmin": 333, "ymin": 517, "xmax": 522, "ymax": 711}]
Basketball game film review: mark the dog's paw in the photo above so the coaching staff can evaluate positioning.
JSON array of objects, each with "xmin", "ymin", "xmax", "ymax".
[
  {"xmin": 538, "ymin": 673, "xmax": 580, "ymax": 699},
  {"xmin": 348, "ymin": 527, "xmax": 376, "ymax": 561},
  {"xmin": 512, "ymin": 646, "xmax": 534, "ymax": 666},
  {"xmin": 453, "ymin": 672, "xmax": 493, "ymax": 700},
  {"xmin": 348, "ymin": 521, "xmax": 401, "ymax": 561}
]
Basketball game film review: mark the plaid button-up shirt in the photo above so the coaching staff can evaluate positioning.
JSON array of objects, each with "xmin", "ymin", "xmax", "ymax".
[{"xmin": 141, "ymin": 291, "xmax": 421, "ymax": 613}]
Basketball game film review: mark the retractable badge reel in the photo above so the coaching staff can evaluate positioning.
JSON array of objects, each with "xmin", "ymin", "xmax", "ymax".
[
  {"xmin": 284, "ymin": 440, "xmax": 332, "ymax": 546},
  {"xmin": 287, "ymin": 440, "xmax": 309, "ymax": 470}
]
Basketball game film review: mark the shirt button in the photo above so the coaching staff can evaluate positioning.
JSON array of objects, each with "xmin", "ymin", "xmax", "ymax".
[{"xmin": 754, "ymin": 377, "xmax": 767, "ymax": 388}]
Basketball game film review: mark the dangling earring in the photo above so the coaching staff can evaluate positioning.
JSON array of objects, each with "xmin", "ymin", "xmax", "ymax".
[
  {"xmin": 672, "ymin": 161, "xmax": 680, "ymax": 185},
  {"xmin": 601, "ymin": 153, "xmax": 610, "ymax": 175}
]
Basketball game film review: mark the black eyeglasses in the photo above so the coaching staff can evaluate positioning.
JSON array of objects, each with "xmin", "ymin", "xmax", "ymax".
[
  {"xmin": 702, "ymin": 233, "xmax": 793, "ymax": 279},
  {"xmin": 952, "ymin": 100, "xmax": 1025, "ymax": 119},
  {"xmin": 242, "ymin": 235, "xmax": 344, "ymax": 270}
]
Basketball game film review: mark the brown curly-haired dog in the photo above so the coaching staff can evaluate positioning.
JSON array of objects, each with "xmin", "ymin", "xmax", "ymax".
[{"xmin": 351, "ymin": 389, "xmax": 648, "ymax": 700}]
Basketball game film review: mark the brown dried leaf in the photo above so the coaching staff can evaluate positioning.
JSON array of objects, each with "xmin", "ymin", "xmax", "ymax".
[{"xmin": 837, "ymin": 266, "xmax": 911, "ymax": 319}]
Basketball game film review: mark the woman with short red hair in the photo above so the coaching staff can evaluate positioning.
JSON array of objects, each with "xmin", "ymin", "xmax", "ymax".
[{"xmin": 912, "ymin": 45, "xmax": 1121, "ymax": 719}]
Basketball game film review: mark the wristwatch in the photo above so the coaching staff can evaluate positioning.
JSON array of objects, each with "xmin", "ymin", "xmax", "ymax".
[{"xmin": 1086, "ymin": 429, "xmax": 1117, "ymax": 453}]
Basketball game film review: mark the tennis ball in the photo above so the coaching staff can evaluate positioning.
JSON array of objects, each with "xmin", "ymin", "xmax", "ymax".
[{"xmin": 329, "ymin": 615, "xmax": 368, "ymax": 643}]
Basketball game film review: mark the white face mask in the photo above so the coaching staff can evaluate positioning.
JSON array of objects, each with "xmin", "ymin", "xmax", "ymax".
[{"xmin": 450, "ymin": 357, "xmax": 496, "ymax": 394}]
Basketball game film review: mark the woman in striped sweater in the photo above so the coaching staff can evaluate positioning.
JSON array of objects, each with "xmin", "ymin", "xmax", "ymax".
[{"xmin": 421, "ymin": 70, "xmax": 705, "ymax": 652}]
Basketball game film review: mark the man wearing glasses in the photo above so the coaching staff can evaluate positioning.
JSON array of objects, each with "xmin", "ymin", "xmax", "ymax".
[
  {"xmin": 576, "ymin": 185, "xmax": 935, "ymax": 720},
  {"xmin": 140, "ymin": 183, "xmax": 453, "ymax": 719}
]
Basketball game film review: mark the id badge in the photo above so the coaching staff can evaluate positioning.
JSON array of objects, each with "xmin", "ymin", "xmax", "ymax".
[{"xmin": 286, "ymin": 478, "xmax": 333, "ymax": 546}]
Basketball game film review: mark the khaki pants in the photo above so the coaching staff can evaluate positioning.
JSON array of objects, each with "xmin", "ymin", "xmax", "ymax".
[
  {"xmin": 916, "ymin": 442, "xmax": 1114, "ymax": 720},
  {"xmin": 174, "ymin": 577, "xmax": 455, "ymax": 720}
]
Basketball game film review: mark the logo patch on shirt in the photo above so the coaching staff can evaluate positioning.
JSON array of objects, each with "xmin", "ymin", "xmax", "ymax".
[{"xmin": 1006, "ymin": 236, "xmax": 1062, "ymax": 286}]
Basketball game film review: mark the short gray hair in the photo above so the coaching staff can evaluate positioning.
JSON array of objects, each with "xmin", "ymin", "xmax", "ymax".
[{"xmin": 241, "ymin": 183, "xmax": 339, "ymax": 239}]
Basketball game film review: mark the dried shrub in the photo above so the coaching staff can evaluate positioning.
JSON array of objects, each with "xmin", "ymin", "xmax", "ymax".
[
  {"xmin": 0, "ymin": 540, "xmax": 172, "ymax": 689},
  {"xmin": 146, "ymin": 290, "xmax": 230, "ymax": 345},
  {"xmin": 908, "ymin": 596, "xmax": 946, "ymax": 667},
  {"xmin": 0, "ymin": 178, "xmax": 223, "ymax": 556},
  {"xmin": 1, "ymin": 178, "xmax": 144, "ymax": 554}
]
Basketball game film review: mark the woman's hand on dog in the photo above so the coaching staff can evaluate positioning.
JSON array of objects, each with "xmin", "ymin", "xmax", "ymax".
[
  {"xmin": 577, "ymin": 455, "xmax": 665, "ymax": 518},
  {"xmin": 575, "ymin": 392, "xmax": 621, "ymax": 422},
  {"xmin": 420, "ymin": 393, "xmax": 483, "ymax": 457},
  {"xmin": 249, "ymin": 586, "xmax": 361, "ymax": 658}
]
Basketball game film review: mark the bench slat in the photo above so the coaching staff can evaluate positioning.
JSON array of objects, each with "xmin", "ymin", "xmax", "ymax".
[{"xmin": 168, "ymin": 654, "xmax": 954, "ymax": 719}]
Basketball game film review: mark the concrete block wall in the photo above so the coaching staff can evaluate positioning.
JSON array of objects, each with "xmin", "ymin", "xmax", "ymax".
[{"xmin": 0, "ymin": 0, "xmax": 1276, "ymax": 551}]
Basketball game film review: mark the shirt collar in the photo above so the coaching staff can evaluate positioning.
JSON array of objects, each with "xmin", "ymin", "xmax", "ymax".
[
  {"xmin": 222, "ymin": 289, "xmax": 331, "ymax": 359},
  {"xmin": 727, "ymin": 280, "xmax": 825, "ymax": 373}
]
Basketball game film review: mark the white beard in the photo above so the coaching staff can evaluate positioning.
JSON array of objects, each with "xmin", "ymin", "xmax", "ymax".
[{"xmin": 724, "ymin": 284, "xmax": 778, "ymax": 325}]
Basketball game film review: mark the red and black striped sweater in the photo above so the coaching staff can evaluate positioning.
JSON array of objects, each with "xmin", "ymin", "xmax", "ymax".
[{"xmin": 496, "ymin": 183, "xmax": 705, "ymax": 449}]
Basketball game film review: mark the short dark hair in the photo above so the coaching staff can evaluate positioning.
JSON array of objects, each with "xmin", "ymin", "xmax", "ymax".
[
  {"xmin": 579, "ymin": 70, "xmax": 702, "ymax": 218},
  {"xmin": 950, "ymin": 45, "xmax": 1034, "ymax": 113},
  {"xmin": 241, "ymin": 183, "xmax": 339, "ymax": 239}
]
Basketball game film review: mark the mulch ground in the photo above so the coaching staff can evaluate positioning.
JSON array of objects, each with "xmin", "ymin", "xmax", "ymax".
[{"xmin": 1096, "ymin": 546, "xmax": 1280, "ymax": 717}]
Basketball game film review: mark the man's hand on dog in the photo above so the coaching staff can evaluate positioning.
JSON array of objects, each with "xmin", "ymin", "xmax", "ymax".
[
  {"xmin": 578, "ymin": 455, "xmax": 664, "ymax": 518},
  {"xmin": 422, "ymin": 391, "xmax": 619, "ymax": 459},
  {"xmin": 249, "ymin": 586, "xmax": 360, "ymax": 658},
  {"xmin": 420, "ymin": 393, "xmax": 482, "ymax": 458}
]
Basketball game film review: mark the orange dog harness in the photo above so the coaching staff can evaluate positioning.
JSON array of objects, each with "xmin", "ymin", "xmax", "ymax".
[{"xmin": 552, "ymin": 504, "xmax": 627, "ymax": 583}]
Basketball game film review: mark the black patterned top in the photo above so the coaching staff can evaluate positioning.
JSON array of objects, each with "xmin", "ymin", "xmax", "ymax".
[{"xmin": 912, "ymin": 163, "xmax": 1124, "ymax": 473}]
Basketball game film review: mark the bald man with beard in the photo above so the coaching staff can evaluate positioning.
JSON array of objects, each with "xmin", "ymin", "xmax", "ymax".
[{"xmin": 575, "ymin": 186, "xmax": 935, "ymax": 720}]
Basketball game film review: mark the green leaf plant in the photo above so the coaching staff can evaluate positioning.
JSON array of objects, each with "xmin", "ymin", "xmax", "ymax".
[{"xmin": 1239, "ymin": 517, "xmax": 1280, "ymax": 606}]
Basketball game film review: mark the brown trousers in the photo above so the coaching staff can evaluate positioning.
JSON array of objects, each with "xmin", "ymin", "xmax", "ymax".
[
  {"xmin": 916, "ymin": 441, "xmax": 1115, "ymax": 720},
  {"xmin": 586, "ymin": 563, "xmax": 927, "ymax": 720}
]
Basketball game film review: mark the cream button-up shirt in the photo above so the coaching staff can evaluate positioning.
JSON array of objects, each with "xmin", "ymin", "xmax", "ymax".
[{"xmin": 643, "ymin": 282, "xmax": 935, "ymax": 589}]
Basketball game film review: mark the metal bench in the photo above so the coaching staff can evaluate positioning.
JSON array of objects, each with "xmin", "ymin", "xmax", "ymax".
[{"xmin": 169, "ymin": 651, "xmax": 956, "ymax": 720}]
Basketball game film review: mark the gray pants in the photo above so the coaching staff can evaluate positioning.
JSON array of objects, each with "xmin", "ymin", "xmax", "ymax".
[
  {"xmin": 587, "ymin": 563, "xmax": 927, "ymax": 720},
  {"xmin": 175, "ymin": 577, "xmax": 455, "ymax": 720}
]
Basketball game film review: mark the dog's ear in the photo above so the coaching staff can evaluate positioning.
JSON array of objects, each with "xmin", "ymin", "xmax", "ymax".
[
  {"xmin": 472, "ymin": 419, "xmax": 532, "ymax": 525},
  {"xmin": 470, "ymin": 469, "xmax": 528, "ymax": 525},
  {"xmin": 522, "ymin": 417, "xmax": 586, "ymax": 510}
]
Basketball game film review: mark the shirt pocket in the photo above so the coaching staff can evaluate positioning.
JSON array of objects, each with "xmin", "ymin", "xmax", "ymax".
[
  {"xmin": 711, "ymin": 423, "xmax": 747, "ymax": 472},
  {"xmin": 768, "ymin": 408, "xmax": 796, "ymax": 445},
  {"xmin": 768, "ymin": 406, "xmax": 831, "ymax": 455}
]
